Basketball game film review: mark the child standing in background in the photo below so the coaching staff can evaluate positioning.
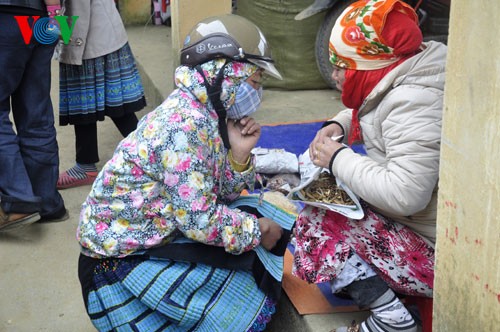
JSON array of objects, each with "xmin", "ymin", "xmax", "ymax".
[{"xmin": 56, "ymin": 0, "xmax": 146, "ymax": 189}]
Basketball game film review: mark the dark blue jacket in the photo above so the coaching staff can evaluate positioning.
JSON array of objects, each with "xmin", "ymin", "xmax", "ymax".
[{"xmin": 0, "ymin": 0, "xmax": 45, "ymax": 11}]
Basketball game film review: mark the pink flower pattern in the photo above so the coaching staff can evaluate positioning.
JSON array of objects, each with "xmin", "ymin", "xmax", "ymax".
[
  {"xmin": 95, "ymin": 222, "xmax": 108, "ymax": 235},
  {"xmin": 293, "ymin": 206, "xmax": 434, "ymax": 297},
  {"xmin": 77, "ymin": 60, "xmax": 260, "ymax": 258},
  {"xmin": 178, "ymin": 184, "xmax": 193, "ymax": 200},
  {"xmin": 175, "ymin": 158, "xmax": 191, "ymax": 172},
  {"xmin": 164, "ymin": 173, "xmax": 179, "ymax": 187}
]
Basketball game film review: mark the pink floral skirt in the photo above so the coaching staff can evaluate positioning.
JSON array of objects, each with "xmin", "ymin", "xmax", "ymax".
[{"xmin": 292, "ymin": 206, "xmax": 434, "ymax": 297}]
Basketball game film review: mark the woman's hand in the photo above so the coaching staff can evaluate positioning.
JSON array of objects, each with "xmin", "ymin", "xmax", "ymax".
[
  {"xmin": 309, "ymin": 123, "xmax": 345, "ymax": 169},
  {"xmin": 227, "ymin": 117, "xmax": 261, "ymax": 163},
  {"xmin": 258, "ymin": 217, "xmax": 283, "ymax": 250}
]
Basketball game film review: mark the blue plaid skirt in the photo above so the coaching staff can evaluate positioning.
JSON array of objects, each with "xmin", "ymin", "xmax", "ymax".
[
  {"xmin": 79, "ymin": 255, "xmax": 276, "ymax": 332},
  {"xmin": 59, "ymin": 42, "xmax": 146, "ymax": 126},
  {"xmin": 78, "ymin": 196, "xmax": 297, "ymax": 331}
]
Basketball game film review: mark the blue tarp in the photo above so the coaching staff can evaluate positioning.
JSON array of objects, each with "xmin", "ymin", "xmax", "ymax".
[{"xmin": 256, "ymin": 121, "xmax": 323, "ymax": 156}]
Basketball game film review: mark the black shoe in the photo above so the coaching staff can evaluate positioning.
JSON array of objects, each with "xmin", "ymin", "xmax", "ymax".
[{"xmin": 38, "ymin": 207, "xmax": 69, "ymax": 223}]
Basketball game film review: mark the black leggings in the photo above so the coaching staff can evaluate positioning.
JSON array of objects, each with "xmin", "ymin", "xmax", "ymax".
[
  {"xmin": 346, "ymin": 275, "xmax": 389, "ymax": 308},
  {"xmin": 74, "ymin": 113, "xmax": 138, "ymax": 164}
]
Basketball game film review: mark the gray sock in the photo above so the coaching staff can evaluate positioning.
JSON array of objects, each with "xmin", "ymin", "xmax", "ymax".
[{"xmin": 66, "ymin": 163, "xmax": 97, "ymax": 180}]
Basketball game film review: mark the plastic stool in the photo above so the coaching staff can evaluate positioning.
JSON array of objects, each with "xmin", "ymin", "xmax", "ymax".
[{"xmin": 405, "ymin": 296, "xmax": 433, "ymax": 332}]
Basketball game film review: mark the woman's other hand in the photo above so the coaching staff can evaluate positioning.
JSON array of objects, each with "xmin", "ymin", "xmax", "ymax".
[
  {"xmin": 228, "ymin": 116, "xmax": 261, "ymax": 162},
  {"xmin": 309, "ymin": 123, "xmax": 345, "ymax": 169},
  {"xmin": 258, "ymin": 217, "xmax": 283, "ymax": 250}
]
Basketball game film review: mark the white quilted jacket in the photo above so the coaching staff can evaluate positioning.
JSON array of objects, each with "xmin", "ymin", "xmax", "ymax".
[{"xmin": 331, "ymin": 41, "xmax": 447, "ymax": 244}]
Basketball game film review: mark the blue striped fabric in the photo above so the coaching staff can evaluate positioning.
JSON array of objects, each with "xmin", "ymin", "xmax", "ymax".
[
  {"xmin": 229, "ymin": 195, "xmax": 297, "ymax": 283},
  {"xmin": 87, "ymin": 258, "xmax": 272, "ymax": 331},
  {"xmin": 228, "ymin": 195, "xmax": 296, "ymax": 231},
  {"xmin": 59, "ymin": 43, "xmax": 145, "ymax": 121},
  {"xmin": 84, "ymin": 195, "xmax": 295, "ymax": 331},
  {"xmin": 254, "ymin": 246, "xmax": 284, "ymax": 282}
]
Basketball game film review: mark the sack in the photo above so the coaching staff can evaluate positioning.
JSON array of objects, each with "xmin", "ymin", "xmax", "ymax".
[{"xmin": 236, "ymin": 0, "xmax": 329, "ymax": 90}]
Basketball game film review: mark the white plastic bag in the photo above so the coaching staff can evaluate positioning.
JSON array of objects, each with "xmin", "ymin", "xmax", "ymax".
[
  {"xmin": 252, "ymin": 147, "xmax": 299, "ymax": 174},
  {"xmin": 287, "ymin": 148, "xmax": 365, "ymax": 219}
]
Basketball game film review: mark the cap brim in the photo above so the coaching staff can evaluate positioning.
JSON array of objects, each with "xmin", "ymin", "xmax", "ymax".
[{"xmin": 248, "ymin": 59, "xmax": 283, "ymax": 80}]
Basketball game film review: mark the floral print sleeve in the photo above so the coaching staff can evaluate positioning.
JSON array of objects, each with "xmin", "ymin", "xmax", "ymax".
[
  {"xmin": 78, "ymin": 86, "xmax": 261, "ymax": 258},
  {"xmin": 151, "ymin": 95, "xmax": 260, "ymax": 255},
  {"xmin": 218, "ymin": 155, "xmax": 256, "ymax": 202}
]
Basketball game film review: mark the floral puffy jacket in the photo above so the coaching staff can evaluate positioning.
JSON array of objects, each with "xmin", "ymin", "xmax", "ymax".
[{"xmin": 77, "ymin": 60, "xmax": 261, "ymax": 258}]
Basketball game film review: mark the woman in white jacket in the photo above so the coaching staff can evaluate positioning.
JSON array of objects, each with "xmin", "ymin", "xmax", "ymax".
[{"xmin": 291, "ymin": 1, "xmax": 446, "ymax": 331}]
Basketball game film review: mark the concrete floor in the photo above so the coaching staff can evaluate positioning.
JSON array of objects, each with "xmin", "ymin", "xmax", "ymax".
[{"xmin": 0, "ymin": 24, "xmax": 373, "ymax": 332}]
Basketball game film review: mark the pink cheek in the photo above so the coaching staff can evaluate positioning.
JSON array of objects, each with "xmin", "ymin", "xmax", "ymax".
[{"xmin": 331, "ymin": 73, "xmax": 342, "ymax": 91}]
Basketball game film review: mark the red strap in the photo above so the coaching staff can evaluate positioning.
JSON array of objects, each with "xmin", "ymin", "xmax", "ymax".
[{"xmin": 348, "ymin": 109, "xmax": 362, "ymax": 146}]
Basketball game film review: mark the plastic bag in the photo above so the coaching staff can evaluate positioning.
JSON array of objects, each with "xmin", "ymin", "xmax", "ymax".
[
  {"xmin": 253, "ymin": 147, "xmax": 299, "ymax": 174},
  {"xmin": 287, "ymin": 148, "xmax": 365, "ymax": 219}
]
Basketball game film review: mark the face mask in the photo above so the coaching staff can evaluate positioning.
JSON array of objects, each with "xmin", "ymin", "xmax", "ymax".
[{"xmin": 227, "ymin": 81, "xmax": 263, "ymax": 120}]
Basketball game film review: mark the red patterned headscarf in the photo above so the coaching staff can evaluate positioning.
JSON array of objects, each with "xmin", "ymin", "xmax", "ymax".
[
  {"xmin": 328, "ymin": 0, "xmax": 423, "ymax": 145},
  {"xmin": 329, "ymin": 0, "xmax": 421, "ymax": 70}
]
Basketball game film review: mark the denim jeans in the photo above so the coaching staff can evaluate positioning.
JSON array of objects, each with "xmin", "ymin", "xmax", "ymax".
[{"xmin": 0, "ymin": 13, "xmax": 64, "ymax": 216}]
